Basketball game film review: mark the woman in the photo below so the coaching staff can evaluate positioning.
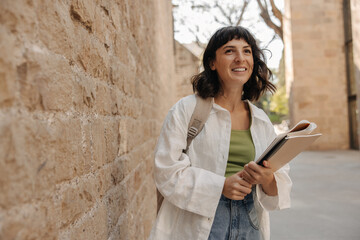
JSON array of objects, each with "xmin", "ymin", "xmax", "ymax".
[{"xmin": 149, "ymin": 26, "xmax": 292, "ymax": 240}]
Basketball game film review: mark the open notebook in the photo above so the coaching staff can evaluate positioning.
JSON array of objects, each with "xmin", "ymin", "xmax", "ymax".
[{"xmin": 256, "ymin": 120, "xmax": 322, "ymax": 171}]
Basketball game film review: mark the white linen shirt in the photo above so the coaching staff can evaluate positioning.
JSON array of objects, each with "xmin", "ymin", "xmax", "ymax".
[{"xmin": 149, "ymin": 95, "xmax": 292, "ymax": 240}]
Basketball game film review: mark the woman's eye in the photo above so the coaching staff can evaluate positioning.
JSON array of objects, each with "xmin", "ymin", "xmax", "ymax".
[
  {"xmin": 225, "ymin": 49, "xmax": 233, "ymax": 54},
  {"xmin": 244, "ymin": 49, "xmax": 252, "ymax": 54}
]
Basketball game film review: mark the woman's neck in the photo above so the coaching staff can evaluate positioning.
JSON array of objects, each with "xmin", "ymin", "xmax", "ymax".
[{"xmin": 215, "ymin": 88, "xmax": 245, "ymax": 113}]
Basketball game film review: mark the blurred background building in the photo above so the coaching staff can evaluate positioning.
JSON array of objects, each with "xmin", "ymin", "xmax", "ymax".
[{"xmin": 284, "ymin": 0, "xmax": 360, "ymax": 150}]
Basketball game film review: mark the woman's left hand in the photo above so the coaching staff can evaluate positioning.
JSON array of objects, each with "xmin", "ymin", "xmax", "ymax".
[{"xmin": 240, "ymin": 161, "xmax": 278, "ymax": 196}]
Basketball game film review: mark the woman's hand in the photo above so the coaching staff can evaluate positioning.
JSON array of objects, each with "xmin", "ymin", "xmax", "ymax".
[
  {"xmin": 241, "ymin": 161, "xmax": 278, "ymax": 196},
  {"xmin": 222, "ymin": 172, "xmax": 252, "ymax": 200}
]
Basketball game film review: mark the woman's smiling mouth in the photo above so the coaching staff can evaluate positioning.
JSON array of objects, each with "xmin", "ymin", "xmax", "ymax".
[{"xmin": 232, "ymin": 67, "xmax": 247, "ymax": 72}]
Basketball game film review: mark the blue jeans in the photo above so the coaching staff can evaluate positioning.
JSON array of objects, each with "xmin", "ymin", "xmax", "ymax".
[{"xmin": 208, "ymin": 191, "xmax": 261, "ymax": 240}]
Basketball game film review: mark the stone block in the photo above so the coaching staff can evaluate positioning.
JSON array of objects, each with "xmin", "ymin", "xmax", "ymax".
[
  {"xmin": 113, "ymin": 33, "xmax": 131, "ymax": 65},
  {"xmin": 109, "ymin": 87, "xmax": 121, "ymax": 115},
  {"xmin": 90, "ymin": 118, "xmax": 107, "ymax": 170},
  {"xmin": 0, "ymin": 115, "xmax": 35, "ymax": 209},
  {"xmin": 118, "ymin": 117, "xmax": 138, "ymax": 155},
  {"xmin": 110, "ymin": 56, "xmax": 137, "ymax": 97},
  {"xmin": 116, "ymin": 213, "xmax": 130, "ymax": 240},
  {"xmin": 51, "ymin": 117, "xmax": 90, "ymax": 182},
  {"xmin": 72, "ymin": 72, "xmax": 97, "ymax": 112},
  {"xmin": 69, "ymin": 0, "xmax": 96, "ymax": 34},
  {"xmin": 0, "ymin": 114, "xmax": 87, "ymax": 208},
  {"xmin": 0, "ymin": 26, "xmax": 22, "ymax": 108},
  {"xmin": 92, "ymin": 3, "xmax": 116, "ymax": 48},
  {"xmin": 60, "ymin": 202, "xmax": 108, "ymax": 240},
  {"xmin": 18, "ymin": 48, "xmax": 74, "ymax": 111},
  {"xmin": 94, "ymin": 82, "xmax": 112, "ymax": 115},
  {"xmin": 103, "ymin": 118, "xmax": 120, "ymax": 163},
  {"xmin": 0, "ymin": 66, "xmax": 15, "ymax": 108},
  {"xmin": 55, "ymin": 173, "xmax": 104, "ymax": 230},
  {"xmin": 36, "ymin": 1, "xmax": 75, "ymax": 60},
  {"xmin": 0, "ymin": 202, "xmax": 58, "ymax": 240},
  {"xmin": 103, "ymin": 183, "xmax": 128, "ymax": 234},
  {"xmin": 0, "ymin": 1, "xmax": 39, "ymax": 40},
  {"xmin": 73, "ymin": 29, "xmax": 110, "ymax": 81}
]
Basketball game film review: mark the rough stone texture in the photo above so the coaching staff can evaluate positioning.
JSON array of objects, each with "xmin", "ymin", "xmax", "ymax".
[
  {"xmin": 351, "ymin": 0, "xmax": 360, "ymax": 147},
  {"xmin": 174, "ymin": 41, "xmax": 200, "ymax": 99},
  {"xmin": 284, "ymin": 0, "xmax": 356, "ymax": 150},
  {"xmin": 0, "ymin": 0, "xmax": 175, "ymax": 239}
]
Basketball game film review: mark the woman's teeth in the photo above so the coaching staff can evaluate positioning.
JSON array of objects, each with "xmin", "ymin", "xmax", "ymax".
[{"xmin": 232, "ymin": 68, "xmax": 246, "ymax": 72}]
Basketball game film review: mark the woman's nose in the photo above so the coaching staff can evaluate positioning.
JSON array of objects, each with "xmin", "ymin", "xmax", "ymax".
[{"xmin": 234, "ymin": 52, "xmax": 244, "ymax": 62}]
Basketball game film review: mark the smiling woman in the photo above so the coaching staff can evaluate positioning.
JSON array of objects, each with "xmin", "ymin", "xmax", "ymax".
[{"xmin": 149, "ymin": 26, "xmax": 292, "ymax": 240}]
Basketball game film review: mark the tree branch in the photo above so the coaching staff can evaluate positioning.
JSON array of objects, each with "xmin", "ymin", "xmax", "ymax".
[
  {"xmin": 214, "ymin": 15, "xmax": 228, "ymax": 26},
  {"xmin": 215, "ymin": 2, "xmax": 233, "ymax": 25},
  {"xmin": 188, "ymin": 25, "xmax": 203, "ymax": 48},
  {"xmin": 269, "ymin": 0, "xmax": 283, "ymax": 26},
  {"xmin": 263, "ymin": 34, "xmax": 277, "ymax": 49},
  {"xmin": 235, "ymin": 0, "xmax": 250, "ymax": 26},
  {"xmin": 256, "ymin": 0, "xmax": 283, "ymax": 41}
]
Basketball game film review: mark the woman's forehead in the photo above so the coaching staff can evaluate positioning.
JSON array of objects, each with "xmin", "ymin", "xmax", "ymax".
[{"xmin": 219, "ymin": 38, "xmax": 250, "ymax": 49}]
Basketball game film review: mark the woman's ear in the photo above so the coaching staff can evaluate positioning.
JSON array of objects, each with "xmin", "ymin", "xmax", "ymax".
[{"xmin": 210, "ymin": 60, "xmax": 216, "ymax": 71}]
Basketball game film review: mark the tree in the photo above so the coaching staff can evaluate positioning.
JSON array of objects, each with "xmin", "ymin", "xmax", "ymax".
[
  {"xmin": 172, "ymin": 0, "xmax": 250, "ymax": 47},
  {"xmin": 255, "ymin": 0, "xmax": 289, "ymax": 123},
  {"xmin": 256, "ymin": 0, "xmax": 283, "ymax": 42},
  {"xmin": 191, "ymin": 0, "xmax": 250, "ymax": 26}
]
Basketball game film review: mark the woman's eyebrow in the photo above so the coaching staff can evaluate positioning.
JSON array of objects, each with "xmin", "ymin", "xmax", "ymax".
[
  {"xmin": 222, "ymin": 45, "xmax": 251, "ymax": 50},
  {"xmin": 223, "ymin": 45, "xmax": 236, "ymax": 49}
]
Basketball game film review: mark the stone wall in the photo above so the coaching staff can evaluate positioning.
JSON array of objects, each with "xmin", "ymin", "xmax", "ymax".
[
  {"xmin": 174, "ymin": 41, "xmax": 200, "ymax": 99},
  {"xmin": 284, "ymin": 0, "xmax": 350, "ymax": 149},
  {"xmin": 0, "ymin": 0, "xmax": 175, "ymax": 239},
  {"xmin": 351, "ymin": 0, "xmax": 360, "ymax": 147}
]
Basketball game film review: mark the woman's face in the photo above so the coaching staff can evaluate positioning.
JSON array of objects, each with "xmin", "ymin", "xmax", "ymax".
[{"xmin": 210, "ymin": 38, "xmax": 254, "ymax": 89}]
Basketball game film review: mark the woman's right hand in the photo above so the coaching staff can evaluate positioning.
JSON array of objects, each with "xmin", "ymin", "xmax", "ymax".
[{"xmin": 222, "ymin": 172, "xmax": 252, "ymax": 200}]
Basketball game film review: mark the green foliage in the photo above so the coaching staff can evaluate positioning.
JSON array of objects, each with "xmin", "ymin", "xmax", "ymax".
[
  {"xmin": 257, "ymin": 50, "xmax": 288, "ymax": 124},
  {"xmin": 268, "ymin": 112, "xmax": 282, "ymax": 123},
  {"xmin": 270, "ymin": 85, "xmax": 288, "ymax": 116}
]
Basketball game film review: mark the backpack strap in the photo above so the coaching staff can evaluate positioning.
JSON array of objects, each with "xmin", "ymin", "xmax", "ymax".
[
  {"xmin": 183, "ymin": 95, "xmax": 213, "ymax": 153},
  {"xmin": 157, "ymin": 95, "xmax": 213, "ymax": 213}
]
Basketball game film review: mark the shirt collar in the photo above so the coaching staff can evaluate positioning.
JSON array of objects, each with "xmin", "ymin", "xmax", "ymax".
[{"xmin": 210, "ymin": 98, "xmax": 269, "ymax": 123}]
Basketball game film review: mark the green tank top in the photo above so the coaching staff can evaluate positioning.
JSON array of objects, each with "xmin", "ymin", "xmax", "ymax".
[{"xmin": 224, "ymin": 128, "xmax": 255, "ymax": 177}]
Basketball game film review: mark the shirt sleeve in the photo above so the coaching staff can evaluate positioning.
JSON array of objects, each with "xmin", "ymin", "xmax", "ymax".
[
  {"xmin": 154, "ymin": 101, "xmax": 225, "ymax": 218},
  {"xmin": 256, "ymin": 122, "xmax": 293, "ymax": 211}
]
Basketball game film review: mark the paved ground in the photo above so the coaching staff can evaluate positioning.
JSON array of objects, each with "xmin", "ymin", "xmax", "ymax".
[{"xmin": 270, "ymin": 150, "xmax": 360, "ymax": 240}]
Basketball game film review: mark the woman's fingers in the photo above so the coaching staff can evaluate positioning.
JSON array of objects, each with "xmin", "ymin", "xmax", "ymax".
[
  {"xmin": 231, "ymin": 181, "xmax": 251, "ymax": 194},
  {"xmin": 243, "ymin": 161, "xmax": 275, "ymax": 185},
  {"xmin": 241, "ymin": 169, "xmax": 256, "ymax": 184},
  {"xmin": 244, "ymin": 163, "xmax": 260, "ymax": 182},
  {"xmin": 223, "ymin": 173, "xmax": 253, "ymax": 200},
  {"xmin": 238, "ymin": 177, "xmax": 252, "ymax": 188},
  {"xmin": 262, "ymin": 160, "xmax": 273, "ymax": 170}
]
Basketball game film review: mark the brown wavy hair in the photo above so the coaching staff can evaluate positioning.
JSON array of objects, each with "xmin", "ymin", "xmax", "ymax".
[{"xmin": 192, "ymin": 26, "xmax": 276, "ymax": 101}]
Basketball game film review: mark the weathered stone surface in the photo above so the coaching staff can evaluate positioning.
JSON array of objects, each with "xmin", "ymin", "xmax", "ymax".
[
  {"xmin": 0, "ymin": 0, "xmax": 175, "ymax": 239},
  {"xmin": 174, "ymin": 41, "xmax": 200, "ymax": 99},
  {"xmin": 351, "ymin": 0, "xmax": 360, "ymax": 148},
  {"xmin": 0, "ymin": 201, "xmax": 58, "ymax": 240},
  {"xmin": 59, "ymin": 202, "xmax": 108, "ymax": 240}
]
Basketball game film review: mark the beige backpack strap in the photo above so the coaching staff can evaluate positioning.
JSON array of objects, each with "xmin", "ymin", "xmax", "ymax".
[
  {"xmin": 183, "ymin": 95, "xmax": 213, "ymax": 153},
  {"xmin": 157, "ymin": 95, "xmax": 213, "ymax": 213}
]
